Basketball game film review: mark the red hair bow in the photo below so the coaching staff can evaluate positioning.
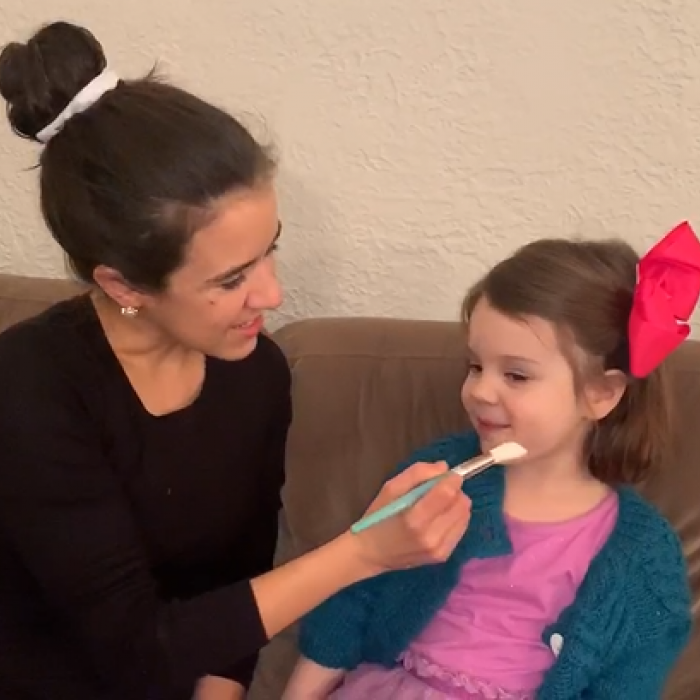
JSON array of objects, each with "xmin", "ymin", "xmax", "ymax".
[{"xmin": 628, "ymin": 221, "xmax": 700, "ymax": 378}]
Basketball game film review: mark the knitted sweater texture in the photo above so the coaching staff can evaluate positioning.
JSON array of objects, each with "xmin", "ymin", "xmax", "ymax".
[{"xmin": 299, "ymin": 431, "xmax": 692, "ymax": 699}]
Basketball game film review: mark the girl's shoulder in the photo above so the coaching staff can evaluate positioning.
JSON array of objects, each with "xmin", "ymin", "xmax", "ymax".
[
  {"xmin": 614, "ymin": 487, "xmax": 685, "ymax": 559},
  {"xmin": 605, "ymin": 487, "xmax": 691, "ymax": 617}
]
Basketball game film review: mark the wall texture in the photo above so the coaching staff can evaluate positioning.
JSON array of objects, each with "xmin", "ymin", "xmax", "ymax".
[{"xmin": 1, "ymin": 0, "xmax": 699, "ymax": 333}]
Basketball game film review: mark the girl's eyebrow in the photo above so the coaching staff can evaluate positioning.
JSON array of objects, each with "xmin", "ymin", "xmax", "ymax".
[{"xmin": 467, "ymin": 347, "xmax": 541, "ymax": 366}]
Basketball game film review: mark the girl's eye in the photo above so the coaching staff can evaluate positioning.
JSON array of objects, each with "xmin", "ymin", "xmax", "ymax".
[
  {"xmin": 506, "ymin": 372, "xmax": 529, "ymax": 382},
  {"xmin": 468, "ymin": 363, "xmax": 482, "ymax": 374}
]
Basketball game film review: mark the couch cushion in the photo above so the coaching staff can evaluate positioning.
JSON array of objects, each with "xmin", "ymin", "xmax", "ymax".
[
  {"xmin": 279, "ymin": 318, "xmax": 471, "ymax": 549},
  {"xmin": 0, "ymin": 273, "xmax": 82, "ymax": 332}
]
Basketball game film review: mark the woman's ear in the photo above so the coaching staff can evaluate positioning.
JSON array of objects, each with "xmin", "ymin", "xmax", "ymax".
[
  {"xmin": 92, "ymin": 265, "xmax": 146, "ymax": 310},
  {"xmin": 583, "ymin": 369, "xmax": 628, "ymax": 421}
]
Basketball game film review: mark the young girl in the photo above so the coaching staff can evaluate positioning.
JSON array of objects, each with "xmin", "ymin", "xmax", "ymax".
[{"xmin": 283, "ymin": 226, "xmax": 697, "ymax": 699}]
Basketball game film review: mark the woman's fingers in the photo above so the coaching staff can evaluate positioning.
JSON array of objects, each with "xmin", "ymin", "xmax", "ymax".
[
  {"xmin": 357, "ymin": 461, "xmax": 472, "ymax": 572},
  {"xmin": 402, "ymin": 471, "xmax": 471, "ymax": 563},
  {"xmin": 373, "ymin": 460, "xmax": 449, "ymax": 509}
]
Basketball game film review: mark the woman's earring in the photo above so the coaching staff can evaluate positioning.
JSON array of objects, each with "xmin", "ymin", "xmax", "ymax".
[{"xmin": 120, "ymin": 305, "xmax": 140, "ymax": 318}]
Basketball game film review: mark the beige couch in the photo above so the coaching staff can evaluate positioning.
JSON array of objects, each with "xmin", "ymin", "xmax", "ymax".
[{"xmin": 0, "ymin": 273, "xmax": 698, "ymax": 699}]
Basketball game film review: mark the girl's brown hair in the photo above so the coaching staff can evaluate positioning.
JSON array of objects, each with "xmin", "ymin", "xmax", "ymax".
[{"xmin": 462, "ymin": 237, "xmax": 672, "ymax": 485}]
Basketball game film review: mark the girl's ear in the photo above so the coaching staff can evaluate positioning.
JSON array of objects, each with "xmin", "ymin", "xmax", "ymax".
[{"xmin": 583, "ymin": 369, "xmax": 628, "ymax": 421}]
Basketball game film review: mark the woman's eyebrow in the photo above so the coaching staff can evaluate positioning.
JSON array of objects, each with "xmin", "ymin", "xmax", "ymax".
[{"xmin": 206, "ymin": 221, "xmax": 282, "ymax": 285}]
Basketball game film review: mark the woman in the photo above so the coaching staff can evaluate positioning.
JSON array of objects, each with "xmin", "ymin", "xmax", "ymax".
[{"xmin": 0, "ymin": 20, "xmax": 472, "ymax": 700}]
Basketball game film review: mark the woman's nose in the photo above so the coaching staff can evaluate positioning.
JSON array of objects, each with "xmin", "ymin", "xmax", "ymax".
[{"xmin": 247, "ymin": 257, "xmax": 283, "ymax": 311}]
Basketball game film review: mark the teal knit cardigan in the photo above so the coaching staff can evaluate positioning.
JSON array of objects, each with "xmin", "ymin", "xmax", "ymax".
[{"xmin": 299, "ymin": 431, "xmax": 692, "ymax": 699}]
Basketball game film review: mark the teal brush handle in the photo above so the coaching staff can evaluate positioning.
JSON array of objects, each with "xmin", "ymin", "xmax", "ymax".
[{"xmin": 350, "ymin": 472, "xmax": 448, "ymax": 534}]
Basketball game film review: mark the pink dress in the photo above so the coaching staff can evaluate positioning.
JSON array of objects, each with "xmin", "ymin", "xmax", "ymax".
[{"xmin": 330, "ymin": 493, "xmax": 618, "ymax": 699}]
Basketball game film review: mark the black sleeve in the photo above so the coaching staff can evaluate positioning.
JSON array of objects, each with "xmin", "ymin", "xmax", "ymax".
[
  {"xmin": 215, "ymin": 338, "xmax": 293, "ymax": 688},
  {"xmin": 0, "ymin": 337, "xmax": 275, "ymax": 698}
]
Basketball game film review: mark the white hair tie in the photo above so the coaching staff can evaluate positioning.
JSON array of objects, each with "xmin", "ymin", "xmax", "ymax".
[{"xmin": 36, "ymin": 68, "xmax": 120, "ymax": 143}]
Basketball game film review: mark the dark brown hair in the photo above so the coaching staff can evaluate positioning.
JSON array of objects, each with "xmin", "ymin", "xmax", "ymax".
[
  {"xmin": 461, "ymin": 237, "xmax": 672, "ymax": 485},
  {"xmin": 0, "ymin": 21, "xmax": 275, "ymax": 291}
]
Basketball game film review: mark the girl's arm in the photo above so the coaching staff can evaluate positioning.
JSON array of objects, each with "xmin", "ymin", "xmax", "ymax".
[
  {"xmin": 282, "ymin": 656, "xmax": 346, "ymax": 699},
  {"xmin": 583, "ymin": 628, "xmax": 689, "ymax": 699},
  {"xmin": 573, "ymin": 525, "xmax": 691, "ymax": 700}
]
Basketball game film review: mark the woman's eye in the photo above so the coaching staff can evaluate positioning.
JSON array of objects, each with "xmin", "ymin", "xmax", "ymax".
[
  {"xmin": 220, "ymin": 243, "xmax": 278, "ymax": 291},
  {"xmin": 221, "ymin": 276, "xmax": 245, "ymax": 291}
]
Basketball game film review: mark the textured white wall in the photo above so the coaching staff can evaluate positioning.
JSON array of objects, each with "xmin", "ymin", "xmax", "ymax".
[{"xmin": 1, "ymin": 1, "xmax": 700, "ymax": 334}]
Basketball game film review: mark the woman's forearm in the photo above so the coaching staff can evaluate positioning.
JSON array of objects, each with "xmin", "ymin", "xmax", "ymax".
[
  {"xmin": 250, "ymin": 463, "xmax": 471, "ymax": 641},
  {"xmin": 192, "ymin": 536, "xmax": 365, "ymax": 699},
  {"xmin": 250, "ymin": 531, "xmax": 375, "ymax": 640}
]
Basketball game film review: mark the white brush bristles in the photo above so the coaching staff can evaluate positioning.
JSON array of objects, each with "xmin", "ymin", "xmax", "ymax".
[{"xmin": 489, "ymin": 441, "xmax": 527, "ymax": 464}]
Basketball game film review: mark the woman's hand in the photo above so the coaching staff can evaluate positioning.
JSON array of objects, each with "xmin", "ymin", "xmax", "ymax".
[
  {"xmin": 249, "ymin": 462, "xmax": 470, "ymax": 641},
  {"xmin": 353, "ymin": 461, "xmax": 471, "ymax": 575}
]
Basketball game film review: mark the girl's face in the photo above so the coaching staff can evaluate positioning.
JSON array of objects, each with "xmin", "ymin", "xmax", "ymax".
[{"xmin": 461, "ymin": 297, "xmax": 621, "ymax": 475}]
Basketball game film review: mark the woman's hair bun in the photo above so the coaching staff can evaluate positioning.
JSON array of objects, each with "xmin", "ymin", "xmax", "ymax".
[{"xmin": 0, "ymin": 21, "xmax": 107, "ymax": 141}]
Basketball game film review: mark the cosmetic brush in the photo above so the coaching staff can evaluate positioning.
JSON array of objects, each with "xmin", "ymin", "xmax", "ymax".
[{"xmin": 351, "ymin": 441, "xmax": 527, "ymax": 534}]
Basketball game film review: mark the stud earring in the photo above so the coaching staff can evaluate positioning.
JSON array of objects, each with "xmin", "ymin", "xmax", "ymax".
[{"xmin": 120, "ymin": 305, "xmax": 140, "ymax": 318}]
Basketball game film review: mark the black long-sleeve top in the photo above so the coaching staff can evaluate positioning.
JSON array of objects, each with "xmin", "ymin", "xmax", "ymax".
[{"xmin": 0, "ymin": 294, "xmax": 292, "ymax": 699}]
